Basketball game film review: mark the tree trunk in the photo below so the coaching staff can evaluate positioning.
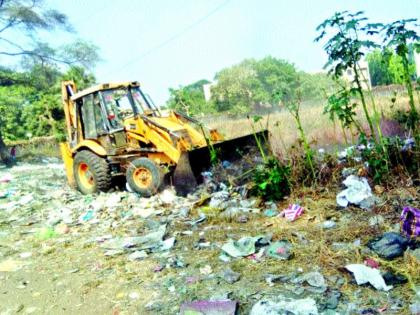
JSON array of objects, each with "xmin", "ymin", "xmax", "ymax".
[{"xmin": 0, "ymin": 129, "xmax": 12, "ymax": 166}]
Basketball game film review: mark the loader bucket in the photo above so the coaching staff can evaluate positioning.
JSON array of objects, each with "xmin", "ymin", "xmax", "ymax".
[{"xmin": 173, "ymin": 130, "xmax": 269, "ymax": 196}]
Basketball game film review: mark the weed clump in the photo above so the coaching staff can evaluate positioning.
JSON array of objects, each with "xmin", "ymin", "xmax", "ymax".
[{"xmin": 251, "ymin": 157, "xmax": 291, "ymax": 201}]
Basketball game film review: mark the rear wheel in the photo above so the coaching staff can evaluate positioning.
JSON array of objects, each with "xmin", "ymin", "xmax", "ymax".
[
  {"xmin": 126, "ymin": 158, "xmax": 161, "ymax": 197},
  {"xmin": 73, "ymin": 150, "xmax": 111, "ymax": 194}
]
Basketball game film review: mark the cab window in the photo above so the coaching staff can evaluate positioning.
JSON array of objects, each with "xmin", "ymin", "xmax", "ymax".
[
  {"xmin": 81, "ymin": 94, "xmax": 108, "ymax": 139},
  {"xmin": 102, "ymin": 89, "xmax": 134, "ymax": 129}
]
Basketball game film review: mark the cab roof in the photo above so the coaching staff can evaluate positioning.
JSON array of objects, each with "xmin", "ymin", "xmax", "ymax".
[{"xmin": 71, "ymin": 81, "xmax": 140, "ymax": 101}]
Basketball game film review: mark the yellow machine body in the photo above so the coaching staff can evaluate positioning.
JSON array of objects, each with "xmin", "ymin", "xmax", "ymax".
[{"xmin": 60, "ymin": 80, "xmax": 225, "ymax": 191}]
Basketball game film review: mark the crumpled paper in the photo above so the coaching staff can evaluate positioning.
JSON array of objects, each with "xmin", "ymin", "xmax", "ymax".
[
  {"xmin": 336, "ymin": 175, "xmax": 375, "ymax": 209},
  {"xmin": 345, "ymin": 264, "xmax": 392, "ymax": 291}
]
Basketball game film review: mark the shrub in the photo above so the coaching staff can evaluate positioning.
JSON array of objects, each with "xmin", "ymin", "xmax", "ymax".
[{"xmin": 252, "ymin": 157, "xmax": 291, "ymax": 201}]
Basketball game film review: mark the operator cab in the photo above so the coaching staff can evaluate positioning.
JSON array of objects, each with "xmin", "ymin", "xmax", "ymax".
[
  {"xmin": 71, "ymin": 82, "xmax": 157, "ymax": 131},
  {"xmin": 70, "ymin": 82, "xmax": 159, "ymax": 150},
  {"xmin": 100, "ymin": 86, "xmax": 158, "ymax": 129}
]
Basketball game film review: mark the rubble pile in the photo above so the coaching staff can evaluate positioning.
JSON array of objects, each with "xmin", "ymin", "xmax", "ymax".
[{"xmin": 0, "ymin": 157, "xmax": 419, "ymax": 314}]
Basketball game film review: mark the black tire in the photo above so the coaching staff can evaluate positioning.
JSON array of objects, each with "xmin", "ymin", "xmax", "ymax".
[
  {"xmin": 73, "ymin": 150, "xmax": 111, "ymax": 194},
  {"xmin": 126, "ymin": 158, "xmax": 161, "ymax": 197}
]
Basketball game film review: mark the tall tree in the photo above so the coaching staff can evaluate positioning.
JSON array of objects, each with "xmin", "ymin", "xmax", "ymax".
[
  {"xmin": 210, "ymin": 57, "xmax": 301, "ymax": 113},
  {"xmin": 0, "ymin": 0, "xmax": 99, "ymax": 165},
  {"xmin": 167, "ymin": 79, "xmax": 212, "ymax": 116}
]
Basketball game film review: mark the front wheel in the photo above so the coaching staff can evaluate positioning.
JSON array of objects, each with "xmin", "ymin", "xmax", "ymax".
[
  {"xmin": 126, "ymin": 158, "xmax": 161, "ymax": 197},
  {"xmin": 73, "ymin": 150, "xmax": 111, "ymax": 194}
]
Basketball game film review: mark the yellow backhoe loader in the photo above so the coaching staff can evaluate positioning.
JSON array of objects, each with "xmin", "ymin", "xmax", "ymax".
[{"xmin": 60, "ymin": 80, "xmax": 267, "ymax": 196}]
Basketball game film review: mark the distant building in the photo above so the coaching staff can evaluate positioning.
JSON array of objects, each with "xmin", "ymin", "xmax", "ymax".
[
  {"xmin": 203, "ymin": 82, "xmax": 215, "ymax": 102},
  {"xmin": 342, "ymin": 60, "xmax": 372, "ymax": 90}
]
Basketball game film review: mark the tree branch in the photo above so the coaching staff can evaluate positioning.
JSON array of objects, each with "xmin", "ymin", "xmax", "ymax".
[{"xmin": 0, "ymin": 17, "xmax": 19, "ymax": 34}]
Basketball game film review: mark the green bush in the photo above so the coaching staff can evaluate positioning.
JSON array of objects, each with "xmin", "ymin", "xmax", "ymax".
[{"xmin": 252, "ymin": 157, "xmax": 291, "ymax": 201}]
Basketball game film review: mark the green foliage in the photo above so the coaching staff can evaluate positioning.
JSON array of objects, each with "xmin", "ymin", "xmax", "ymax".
[
  {"xmin": 391, "ymin": 108, "xmax": 419, "ymax": 130},
  {"xmin": 366, "ymin": 49, "xmax": 393, "ymax": 86},
  {"xmin": 0, "ymin": 0, "xmax": 99, "ymax": 153},
  {"xmin": 252, "ymin": 157, "xmax": 291, "ymax": 201},
  {"xmin": 211, "ymin": 59, "xmax": 261, "ymax": 113},
  {"xmin": 382, "ymin": 19, "xmax": 419, "ymax": 130},
  {"xmin": 210, "ymin": 57, "xmax": 302, "ymax": 113},
  {"xmin": 367, "ymin": 46, "xmax": 417, "ymax": 86},
  {"xmin": 0, "ymin": 66, "xmax": 96, "ymax": 141},
  {"xmin": 299, "ymin": 72, "xmax": 336, "ymax": 99},
  {"xmin": 359, "ymin": 134, "xmax": 419, "ymax": 184},
  {"xmin": 315, "ymin": 11, "xmax": 380, "ymax": 77},
  {"xmin": 167, "ymin": 80, "xmax": 213, "ymax": 116},
  {"xmin": 277, "ymin": 90, "xmax": 317, "ymax": 182},
  {"xmin": 167, "ymin": 58, "xmax": 336, "ymax": 115},
  {"xmin": 324, "ymin": 86, "xmax": 363, "ymax": 135},
  {"xmin": 315, "ymin": 10, "xmax": 380, "ymax": 141}
]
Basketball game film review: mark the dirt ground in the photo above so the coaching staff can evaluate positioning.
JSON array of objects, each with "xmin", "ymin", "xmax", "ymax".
[{"xmin": 0, "ymin": 158, "xmax": 419, "ymax": 315}]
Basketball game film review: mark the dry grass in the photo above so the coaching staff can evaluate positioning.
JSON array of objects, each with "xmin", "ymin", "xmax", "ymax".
[
  {"xmin": 7, "ymin": 136, "xmax": 61, "ymax": 159},
  {"xmin": 205, "ymin": 94, "xmax": 415, "ymax": 156},
  {"xmin": 163, "ymin": 183, "xmax": 419, "ymax": 314}
]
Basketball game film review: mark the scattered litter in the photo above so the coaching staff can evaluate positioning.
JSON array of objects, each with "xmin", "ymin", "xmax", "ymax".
[
  {"xmin": 19, "ymin": 194, "xmax": 34, "ymax": 205},
  {"xmin": 264, "ymin": 208, "xmax": 278, "ymax": 217},
  {"xmin": 336, "ymin": 175, "xmax": 376, "ymax": 209},
  {"xmin": 345, "ymin": 264, "xmax": 393, "ymax": 291},
  {"xmin": 250, "ymin": 296, "xmax": 318, "ymax": 315},
  {"xmin": 80, "ymin": 210, "xmax": 95, "ymax": 222},
  {"xmin": 219, "ymin": 253, "xmax": 231, "ymax": 263},
  {"xmin": 0, "ymin": 173, "xmax": 12, "ymax": 183},
  {"xmin": 382, "ymin": 271, "xmax": 407, "ymax": 286},
  {"xmin": 0, "ymin": 190, "xmax": 15, "ymax": 199},
  {"xmin": 266, "ymin": 240, "xmax": 293, "ymax": 260},
  {"xmin": 199, "ymin": 265, "xmax": 213, "ymax": 275},
  {"xmin": 295, "ymin": 271, "xmax": 326, "ymax": 288},
  {"xmin": 367, "ymin": 232, "xmax": 408, "ymax": 260},
  {"xmin": 101, "ymin": 224, "xmax": 167, "ymax": 252},
  {"xmin": 369, "ymin": 215, "xmax": 385, "ymax": 227},
  {"xmin": 279, "ymin": 204, "xmax": 304, "ymax": 221},
  {"xmin": 133, "ymin": 207, "xmax": 154, "ymax": 218},
  {"xmin": 322, "ymin": 220, "xmax": 336, "ymax": 229},
  {"xmin": 237, "ymin": 215, "xmax": 248, "ymax": 223},
  {"xmin": 209, "ymin": 191, "xmax": 230, "ymax": 209},
  {"xmin": 222, "ymin": 268, "xmax": 241, "ymax": 284},
  {"xmin": 129, "ymin": 292, "xmax": 140, "ymax": 300},
  {"xmin": 128, "ymin": 250, "xmax": 148, "ymax": 261},
  {"xmin": 324, "ymin": 290, "xmax": 341, "ymax": 310},
  {"xmin": 159, "ymin": 189, "xmax": 177, "ymax": 204},
  {"xmin": 222, "ymin": 160, "xmax": 232, "ymax": 168},
  {"xmin": 189, "ymin": 213, "xmax": 207, "ymax": 226},
  {"xmin": 364, "ymin": 258, "xmax": 379, "ymax": 269},
  {"xmin": 400, "ymin": 206, "xmax": 420, "ymax": 238},
  {"xmin": 409, "ymin": 302, "xmax": 420, "ymax": 315},
  {"xmin": 180, "ymin": 300, "xmax": 238, "ymax": 315},
  {"xmin": 341, "ymin": 167, "xmax": 356, "ymax": 177},
  {"xmin": 19, "ymin": 252, "xmax": 32, "ymax": 259},
  {"xmin": 221, "ymin": 236, "xmax": 264, "ymax": 258},
  {"xmin": 161, "ymin": 237, "xmax": 176, "ymax": 251},
  {"xmin": 402, "ymin": 137, "xmax": 415, "ymax": 151}
]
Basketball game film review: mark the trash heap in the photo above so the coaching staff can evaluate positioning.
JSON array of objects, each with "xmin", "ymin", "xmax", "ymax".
[{"xmin": 0, "ymin": 156, "xmax": 419, "ymax": 315}]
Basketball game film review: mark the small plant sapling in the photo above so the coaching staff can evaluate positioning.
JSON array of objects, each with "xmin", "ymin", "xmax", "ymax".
[{"xmin": 315, "ymin": 11, "xmax": 381, "ymax": 141}]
